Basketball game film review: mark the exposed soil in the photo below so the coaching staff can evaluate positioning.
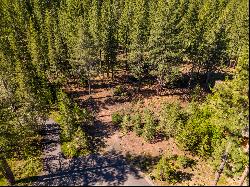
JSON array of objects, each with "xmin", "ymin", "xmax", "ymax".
[{"xmin": 63, "ymin": 74, "xmax": 246, "ymax": 186}]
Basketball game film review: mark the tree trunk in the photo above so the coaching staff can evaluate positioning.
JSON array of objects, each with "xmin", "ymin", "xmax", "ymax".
[
  {"xmin": 99, "ymin": 49, "xmax": 102, "ymax": 74},
  {"xmin": 137, "ymin": 78, "xmax": 141, "ymax": 93},
  {"xmin": 88, "ymin": 79, "xmax": 91, "ymax": 95},
  {"xmin": 239, "ymin": 165, "xmax": 249, "ymax": 186},
  {"xmin": 125, "ymin": 47, "xmax": 128, "ymax": 73},
  {"xmin": 111, "ymin": 62, "xmax": 114, "ymax": 81},
  {"xmin": 107, "ymin": 60, "xmax": 110, "ymax": 78},
  {"xmin": 0, "ymin": 159, "xmax": 15, "ymax": 185},
  {"xmin": 188, "ymin": 64, "xmax": 194, "ymax": 88},
  {"xmin": 213, "ymin": 143, "xmax": 231, "ymax": 186},
  {"xmin": 99, "ymin": 49, "xmax": 102, "ymax": 62},
  {"xmin": 239, "ymin": 142, "xmax": 249, "ymax": 186},
  {"xmin": 205, "ymin": 71, "xmax": 211, "ymax": 90}
]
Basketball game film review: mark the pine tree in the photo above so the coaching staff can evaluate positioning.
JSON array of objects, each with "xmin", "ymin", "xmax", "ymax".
[
  {"xmin": 101, "ymin": 0, "xmax": 118, "ymax": 79},
  {"xmin": 148, "ymin": 0, "xmax": 184, "ymax": 90},
  {"xmin": 118, "ymin": 0, "xmax": 134, "ymax": 72},
  {"xmin": 70, "ymin": 17, "xmax": 98, "ymax": 94},
  {"xmin": 129, "ymin": 0, "xmax": 151, "ymax": 91},
  {"xmin": 89, "ymin": 0, "xmax": 104, "ymax": 76}
]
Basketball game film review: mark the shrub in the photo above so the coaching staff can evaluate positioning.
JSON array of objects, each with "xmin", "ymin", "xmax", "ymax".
[
  {"xmin": 153, "ymin": 155, "xmax": 177, "ymax": 183},
  {"xmin": 61, "ymin": 141, "xmax": 78, "ymax": 158},
  {"xmin": 11, "ymin": 157, "xmax": 43, "ymax": 180},
  {"xmin": 131, "ymin": 112, "xmax": 143, "ymax": 136},
  {"xmin": 121, "ymin": 114, "xmax": 131, "ymax": 133},
  {"xmin": 175, "ymin": 155, "xmax": 196, "ymax": 169},
  {"xmin": 61, "ymin": 127, "xmax": 90, "ymax": 158},
  {"xmin": 166, "ymin": 66, "xmax": 182, "ymax": 87},
  {"xmin": 190, "ymin": 84, "xmax": 203, "ymax": 102},
  {"xmin": 176, "ymin": 106, "xmax": 222, "ymax": 157},
  {"xmin": 111, "ymin": 112, "xmax": 123, "ymax": 125},
  {"xmin": 158, "ymin": 102, "xmax": 187, "ymax": 138},
  {"xmin": 142, "ymin": 110, "xmax": 156, "ymax": 142},
  {"xmin": 113, "ymin": 85, "xmax": 126, "ymax": 96}
]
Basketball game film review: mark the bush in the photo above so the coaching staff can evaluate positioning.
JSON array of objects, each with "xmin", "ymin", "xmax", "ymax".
[
  {"xmin": 153, "ymin": 155, "xmax": 177, "ymax": 183},
  {"xmin": 131, "ymin": 112, "xmax": 143, "ymax": 136},
  {"xmin": 176, "ymin": 106, "xmax": 222, "ymax": 157},
  {"xmin": 61, "ymin": 127, "xmax": 90, "ymax": 158},
  {"xmin": 190, "ymin": 84, "xmax": 203, "ymax": 102},
  {"xmin": 175, "ymin": 155, "xmax": 196, "ymax": 169},
  {"xmin": 142, "ymin": 110, "xmax": 156, "ymax": 142},
  {"xmin": 158, "ymin": 102, "xmax": 187, "ymax": 138},
  {"xmin": 113, "ymin": 85, "xmax": 126, "ymax": 96},
  {"xmin": 166, "ymin": 66, "xmax": 182, "ymax": 87},
  {"xmin": 11, "ymin": 157, "xmax": 43, "ymax": 179},
  {"xmin": 111, "ymin": 112, "xmax": 123, "ymax": 125},
  {"xmin": 121, "ymin": 114, "xmax": 131, "ymax": 133}
]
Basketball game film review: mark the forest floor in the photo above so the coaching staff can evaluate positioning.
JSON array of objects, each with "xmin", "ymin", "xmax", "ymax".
[
  {"xmin": 62, "ymin": 75, "xmax": 214, "ymax": 186},
  {"xmin": 62, "ymin": 70, "xmax": 243, "ymax": 186},
  {"xmin": 13, "ymin": 68, "xmax": 242, "ymax": 186}
]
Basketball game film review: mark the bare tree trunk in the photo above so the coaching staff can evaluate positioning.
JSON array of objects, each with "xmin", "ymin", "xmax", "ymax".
[
  {"xmin": 111, "ymin": 63, "xmax": 114, "ymax": 81},
  {"xmin": 99, "ymin": 49, "xmax": 102, "ymax": 62},
  {"xmin": 213, "ymin": 143, "xmax": 231, "ymax": 186},
  {"xmin": 188, "ymin": 63, "xmax": 194, "ymax": 88},
  {"xmin": 0, "ymin": 159, "xmax": 15, "ymax": 185},
  {"xmin": 156, "ymin": 77, "xmax": 162, "ymax": 96},
  {"xmin": 205, "ymin": 71, "xmax": 211, "ymax": 90},
  {"xmin": 239, "ymin": 165, "xmax": 249, "ymax": 186},
  {"xmin": 107, "ymin": 60, "xmax": 110, "ymax": 78},
  {"xmin": 125, "ymin": 47, "xmax": 128, "ymax": 73},
  {"xmin": 87, "ymin": 68, "xmax": 91, "ymax": 95},
  {"xmin": 137, "ymin": 78, "xmax": 141, "ymax": 93},
  {"xmin": 239, "ymin": 142, "xmax": 249, "ymax": 186},
  {"xmin": 88, "ymin": 79, "xmax": 91, "ymax": 95},
  {"xmin": 99, "ymin": 49, "xmax": 105, "ymax": 80}
]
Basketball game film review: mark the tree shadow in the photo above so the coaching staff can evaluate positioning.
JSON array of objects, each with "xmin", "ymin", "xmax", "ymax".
[
  {"xmin": 76, "ymin": 96, "xmax": 103, "ymax": 114},
  {"xmin": 16, "ymin": 150, "xmax": 145, "ymax": 186},
  {"xmin": 85, "ymin": 120, "xmax": 118, "ymax": 153},
  {"xmin": 125, "ymin": 153, "xmax": 161, "ymax": 173},
  {"xmin": 150, "ymin": 132, "xmax": 167, "ymax": 144},
  {"xmin": 170, "ymin": 71, "xmax": 233, "ymax": 90},
  {"xmin": 172, "ymin": 171, "xmax": 194, "ymax": 183}
]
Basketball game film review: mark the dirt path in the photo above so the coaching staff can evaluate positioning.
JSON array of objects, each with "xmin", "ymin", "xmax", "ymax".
[{"xmin": 33, "ymin": 106, "xmax": 152, "ymax": 186}]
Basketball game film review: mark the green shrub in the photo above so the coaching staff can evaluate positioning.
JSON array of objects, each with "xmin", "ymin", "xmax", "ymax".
[
  {"xmin": 175, "ymin": 155, "xmax": 196, "ymax": 169},
  {"xmin": 131, "ymin": 112, "xmax": 143, "ymax": 136},
  {"xmin": 166, "ymin": 66, "xmax": 182, "ymax": 87},
  {"xmin": 190, "ymin": 84, "xmax": 203, "ymax": 102},
  {"xmin": 111, "ymin": 112, "xmax": 123, "ymax": 125},
  {"xmin": 142, "ymin": 110, "xmax": 156, "ymax": 142},
  {"xmin": 61, "ymin": 141, "xmax": 78, "ymax": 158},
  {"xmin": 113, "ymin": 85, "xmax": 126, "ymax": 96},
  {"xmin": 158, "ymin": 102, "xmax": 187, "ymax": 138},
  {"xmin": 153, "ymin": 155, "xmax": 177, "ymax": 183},
  {"xmin": 61, "ymin": 127, "xmax": 90, "ymax": 158},
  {"xmin": 176, "ymin": 104, "xmax": 223, "ymax": 157},
  {"xmin": 11, "ymin": 157, "xmax": 43, "ymax": 180},
  {"xmin": 121, "ymin": 114, "xmax": 131, "ymax": 133}
]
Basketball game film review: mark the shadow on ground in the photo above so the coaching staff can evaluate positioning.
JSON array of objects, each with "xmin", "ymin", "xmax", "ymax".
[
  {"xmin": 86, "ymin": 120, "xmax": 118, "ymax": 153},
  {"xmin": 125, "ymin": 153, "xmax": 161, "ymax": 173},
  {"xmin": 17, "ymin": 150, "xmax": 147, "ymax": 186},
  {"xmin": 17, "ymin": 121, "xmax": 148, "ymax": 186}
]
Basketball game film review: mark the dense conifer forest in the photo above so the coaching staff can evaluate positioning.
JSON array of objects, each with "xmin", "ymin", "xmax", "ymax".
[{"xmin": 0, "ymin": 0, "xmax": 249, "ymax": 186}]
